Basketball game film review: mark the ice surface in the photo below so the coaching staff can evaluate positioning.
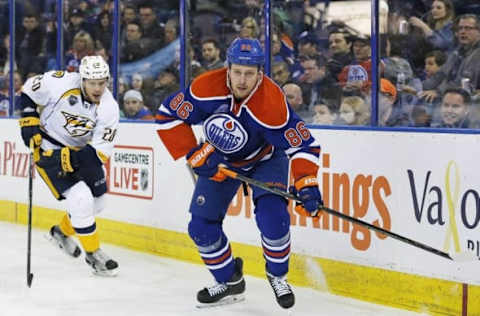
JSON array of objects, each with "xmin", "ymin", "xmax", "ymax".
[{"xmin": 0, "ymin": 222, "xmax": 425, "ymax": 316}]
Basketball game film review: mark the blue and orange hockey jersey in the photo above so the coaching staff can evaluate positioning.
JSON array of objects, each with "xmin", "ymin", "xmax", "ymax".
[{"xmin": 155, "ymin": 68, "xmax": 320, "ymax": 182}]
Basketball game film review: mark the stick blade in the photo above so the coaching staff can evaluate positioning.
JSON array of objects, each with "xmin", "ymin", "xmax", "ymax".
[{"xmin": 27, "ymin": 273, "xmax": 34, "ymax": 287}]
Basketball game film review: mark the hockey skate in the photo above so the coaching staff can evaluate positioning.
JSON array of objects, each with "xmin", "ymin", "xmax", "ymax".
[
  {"xmin": 46, "ymin": 225, "xmax": 81, "ymax": 258},
  {"xmin": 267, "ymin": 272, "xmax": 295, "ymax": 309},
  {"xmin": 196, "ymin": 257, "xmax": 246, "ymax": 308},
  {"xmin": 85, "ymin": 248, "xmax": 119, "ymax": 277}
]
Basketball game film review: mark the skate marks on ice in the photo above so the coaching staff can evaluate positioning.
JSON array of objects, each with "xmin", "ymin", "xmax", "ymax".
[{"xmin": 0, "ymin": 222, "xmax": 425, "ymax": 316}]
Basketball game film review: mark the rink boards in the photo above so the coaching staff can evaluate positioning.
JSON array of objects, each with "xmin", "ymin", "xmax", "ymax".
[{"xmin": 0, "ymin": 119, "xmax": 479, "ymax": 315}]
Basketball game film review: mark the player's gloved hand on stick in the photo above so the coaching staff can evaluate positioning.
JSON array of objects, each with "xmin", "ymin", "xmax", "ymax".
[
  {"xmin": 290, "ymin": 175, "xmax": 323, "ymax": 216},
  {"xmin": 37, "ymin": 147, "xmax": 79, "ymax": 174},
  {"xmin": 19, "ymin": 117, "xmax": 42, "ymax": 148},
  {"xmin": 186, "ymin": 142, "xmax": 226, "ymax": 182}
]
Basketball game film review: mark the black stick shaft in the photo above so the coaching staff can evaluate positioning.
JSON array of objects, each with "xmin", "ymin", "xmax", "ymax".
[
  {"xmin": 27, "ymin": 152, "xmax": 34, "ymax": 287},
  {"xmin": 219, "ymin": 167, "xmax": 454, "ymax": 261}
]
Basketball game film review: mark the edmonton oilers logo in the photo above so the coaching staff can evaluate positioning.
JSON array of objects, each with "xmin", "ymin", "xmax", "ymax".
[{"xmin": 203, "ymin": 114, "xmax": 248, "ymax": 154}]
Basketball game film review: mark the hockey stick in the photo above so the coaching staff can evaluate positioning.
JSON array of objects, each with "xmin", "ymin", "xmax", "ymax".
[
  {"xmin": 26, "ymin": 148, "xmax": 34, "ymax": 287},
  {"xmin": 218, "ymin": 166, "xmax": 478, "ymax": 262}
]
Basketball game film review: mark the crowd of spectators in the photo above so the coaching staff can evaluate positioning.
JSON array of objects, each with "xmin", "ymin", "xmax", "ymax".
[{"xmin": 1, "ymin": 0, "xmax": 480, "ymax": 129}]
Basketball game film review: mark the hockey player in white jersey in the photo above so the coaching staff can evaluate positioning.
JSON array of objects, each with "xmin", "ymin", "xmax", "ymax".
[{"xmin": 18, "ymin": 56, "xmax": 120, "ymax": 276}]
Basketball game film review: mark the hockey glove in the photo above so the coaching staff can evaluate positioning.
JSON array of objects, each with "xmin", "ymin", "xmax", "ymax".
[
  {"xmin": 186, "ymin": 142, "xmax": 226, "ymax": 182},
  {"xmin": 291, "ymin": 175, "xmax": 323, "ymax": 216},
  {"xmin": 37, "ymin": 147, "xmax": 79, "ymax": 174},
  {"xmin": 19, "ymin": 117, "xmax": 42, "ymax": 148}
]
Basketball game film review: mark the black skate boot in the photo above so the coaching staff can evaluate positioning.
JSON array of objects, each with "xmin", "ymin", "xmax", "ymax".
[
  {"xmin": 196, "ymin": 257, "xmax": 246, "ymax": 308},
  {"xmin": 267, "ymin": 272, "xmax": 295, "ymax": 309},
  {"xmin": 85, "ymin": 248, "xmax": 119, "ymax": 277},
  {"xmin": 47, "ymin": 225, "xmax": 81, "ymax": 258}
]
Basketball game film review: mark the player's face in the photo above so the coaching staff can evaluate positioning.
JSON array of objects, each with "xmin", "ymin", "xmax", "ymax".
[
  {"xmin": 441, "ymin": 92, "xmax": 468, "ymax": 125},
  {"xmin": 228, "ymin": 64, "xmax": 261, "ymax": 99},
  {"xmin": 83, "ymin": 78, "xmax": 108, "ymax": 104}
]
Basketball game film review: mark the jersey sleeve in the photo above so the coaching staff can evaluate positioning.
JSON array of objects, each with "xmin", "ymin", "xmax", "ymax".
[
  {"xmin": 155, "ymin": 87, "xmax": 208, "ymax": 160},
  {"xmin": 21, "ymin": 71, "xmax": 71, "ymax": 106},
  {"xmin": 22, "ymin": 73, "xmax": 53, "ymax": 106},
  {"xmin": 89, "ymin": 94, "xmax": 120, "ymax": 164},
  {"xmin": 264, "ymin": 108, "xmax": 320, "ymax": 183}
]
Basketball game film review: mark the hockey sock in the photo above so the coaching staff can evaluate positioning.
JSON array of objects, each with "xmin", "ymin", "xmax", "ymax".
[
  {"xmin": 188, "ymin": 215, "xmax": 234, "ymax": 283},
  {"xmin": 255, "ymin": 195, "xmax": 291, "ymax": 276},
  {"xmin": 75, "ymin": 223, "xmax": 100, "ymax": 253},
  {"xmin": 59, "ymin": 214, "xmax": 76, "ymax": 236}
]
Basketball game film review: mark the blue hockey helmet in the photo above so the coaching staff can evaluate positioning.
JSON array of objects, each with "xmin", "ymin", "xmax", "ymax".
[{"xmin": 226, "ymin": 38, "xmax": 265, "ymax": 67}]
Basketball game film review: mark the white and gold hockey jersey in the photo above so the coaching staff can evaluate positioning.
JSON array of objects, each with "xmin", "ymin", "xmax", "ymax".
[{"xmin": 22, "ymin": 71, "xmax": 119, "ymax": 163}]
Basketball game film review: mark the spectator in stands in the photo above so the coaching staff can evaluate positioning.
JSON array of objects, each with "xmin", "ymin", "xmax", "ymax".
[
  {"xmin": 300, "ymin": 53, "xmax": 337, "ymax": 109},
  {"xmin": 378, "ymin": 78, "xmax": 410, "ymax": 127},
  {"xmin": 338, "ymin": 96, "xmax": 370, "ymax": 126},
  {"xmin": 297, "ymin": 32, "xmax": 320, "ymax": 57},
  {"xmin": 421, "ymin": 14, "xmax": 480, "ymax": 103},
  {"xmin": 120, "ymin": 5, "xmax": 137, "ymax": 45},
  {"xmin": 131, "ymin": 72, "xmax": 154, "ymax": 99},
  {"xmin": 110, "ymin": 76, "xmax": 128, "ymax": 110},
  {"xmin": 65, "ymin": 31, "xmax": 95, "ymax": 72},
  {"xmin": 122, "ymin": 89, "xmax": 154, "ymax": 120},
  {"xmin": 16, "ymin": 13, "xmax": 45, "ymax": 76},
  {"xmin": 93, "ymin": 10, "xmax": 112, "ymax": 53},
  {"xmin": 327, "ymin": 30, "xmax": 353, "ymax": 80},
  {"xmin": 409, "ymin": 0, "xmax": 456, "ymax": 51},
  {"xmin": 282, "ymin": 82, "xmax": 314, "ymax": 122},
  {"xmin": 424, "ymin": 50, "xmax": 447, "ymax": 79},
  {"xmin": 338, "ymin": 35, "xmax": 382, "ymax": 98},
  {"xmin": 77, "ymin": 0, "xmax": 96, "ymax": 17},
  {"xmin": 312, "ymin": 102, "xmax": 338, "ymax": 125},
  {"xmin": 1, "ymin": 34, "xmax": 17, "ymax": 75},
  {"xmin": 0, "ymin": 75, "xmax": 8, "ymax": 116},
  {"xmin": 259, "ymin": 30, "xmax": 285, "ymax": 63},
  {"xmin": 201, "ymin": 38, "xmax": 224, "ymax": 71},
  {"xmin": 240, "ymin": 16, "xmax": 259, "ymax": 39},
  {"xmin": 2, "ymin": 70, "xmax": 23, "ymax": 116},
  {"xmin": 410, "ymin": 105, "xmax": 433, "ymax": 127},
  {"xmin": 188, "ymin": 45, "xmax": 206, "ymax": 79},
  {"xmin": 431, "ymin": 87, "xmax": 474, "ymax": 128},
  {"xmin": 120, "ymin": 21, "xmax": 156, "ymax": 63},
  {"xmin": 138, "ymin": 1, "xmax": 165, "ymax": 49},
  {"xmin": 122, "ymin": 4, "xmax": 137, "ymax": 25},
  {"xmin": 150, "ymin": 67, "xmax": 179, "ymax": 113},
  {"xmin": 164, "ymin": 18, "xmax": 179, "ymax": 45},
  {"xmin": 44, "ymin": 15, "xmax": 69, "ymax": 70},
  {"xmin": 65, "ymin": 8, "xmax": 92, "ymax": 49},
  {"xmin": 272, "ymin": 61, "xmax": 291, "ymax": 87}
]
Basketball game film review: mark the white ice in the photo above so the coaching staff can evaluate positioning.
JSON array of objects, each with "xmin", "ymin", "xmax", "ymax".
[{"xmin": 0, "ymin": 222, "xmax": 425, "ymax": 316}]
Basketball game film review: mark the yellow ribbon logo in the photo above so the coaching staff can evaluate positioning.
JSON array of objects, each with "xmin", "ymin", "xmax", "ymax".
[{"xmin": 443, "ymin": 161, "xmax": 461, "ymax": 253}]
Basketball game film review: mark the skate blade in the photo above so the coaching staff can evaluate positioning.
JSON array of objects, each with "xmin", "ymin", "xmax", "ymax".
[
  {"xmin": 92, "ymin": 268, "xmax": 119, "ymax": 277},
  {"xmin": 196, "ymin": 294, "xmax": 245, "ymax": 309},
  {"xmin": 44, "ymin": 233, "xmax": 81, "ymax": 258}
]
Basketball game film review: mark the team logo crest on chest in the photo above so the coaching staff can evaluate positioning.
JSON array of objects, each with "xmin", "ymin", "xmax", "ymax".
[
  {"xmin": 61, "ymin": 111, "xmax": 96, "ymax": 137},
  {"xmin": 203, "ymin": 114, "xmax": 248, "ymax": 153}
]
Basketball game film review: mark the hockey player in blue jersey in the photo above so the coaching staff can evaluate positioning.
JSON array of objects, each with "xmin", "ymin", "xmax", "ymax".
[{"xmin": 156, "ymin": 38, "xmax": 323, "ymax": 308}]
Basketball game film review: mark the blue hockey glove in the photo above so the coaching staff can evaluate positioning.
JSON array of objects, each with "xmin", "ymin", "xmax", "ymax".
[
  {"xmin": 291, "ymin": 175, "xmax": 323, "ymax": 216},
  {"xmin": 186, "ymin": 142, "xmax": 226, "ymax": 182}
]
